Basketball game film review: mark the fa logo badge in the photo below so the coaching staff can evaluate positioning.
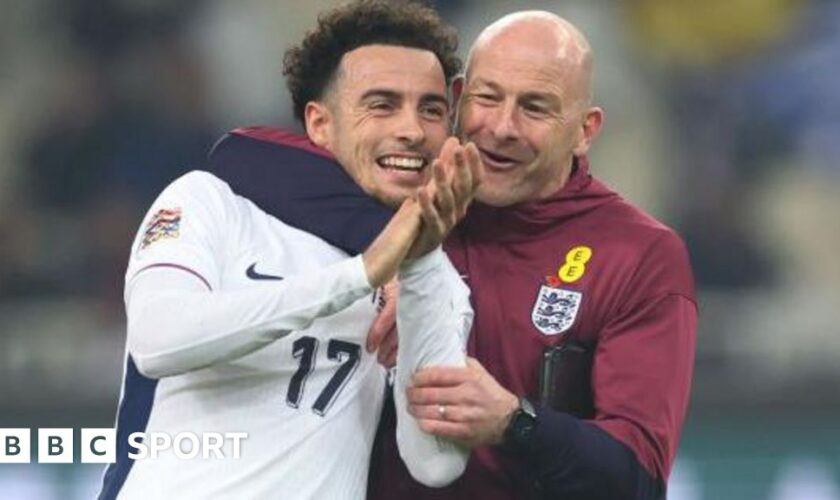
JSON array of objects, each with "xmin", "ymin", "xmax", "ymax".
[
  {"xmin": 531, "ymin": 285, "xmax": 582, "ymax": 336},
  {"xmin": 533, "ymin": 245, "xmax": 591, "ymax": 335}
]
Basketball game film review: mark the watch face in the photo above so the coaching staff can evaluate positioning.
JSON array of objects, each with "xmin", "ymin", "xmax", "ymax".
[
  {"xmin": 512, "ymin": 411, "xmax": 536, "ymax": 443},
  {"xmin": 505, "ymin": 398, "xmax": 538, "ymax": 448},
  {"xmin": 516, "ymin": 421, "xmax": 534, "ymax": 441}
]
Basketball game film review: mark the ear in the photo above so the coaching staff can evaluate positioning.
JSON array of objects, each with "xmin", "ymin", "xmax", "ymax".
[
  {"xmin": 449, "ymin": 75, "xmax": 465, "ymax": 120},
  {"xmin": 304, "ymin": 100, "xmax": 332, "ymax": 149},
  {"xmin": 573, "ymin": 106, "xmax": 604, "ymax": 157},
  {"xmin": 450, "ymin": 75, "xmax": 465, "ymax": 104}
]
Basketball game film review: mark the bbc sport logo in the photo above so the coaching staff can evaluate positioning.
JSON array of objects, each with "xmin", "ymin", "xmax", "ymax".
[{"xmin": 0, "ymin": 429, "xmax": 247, "ymax": 464}]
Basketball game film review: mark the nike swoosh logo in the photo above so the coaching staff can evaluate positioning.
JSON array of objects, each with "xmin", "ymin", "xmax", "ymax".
[{"xmin": 246, "ymin": 263, "xmax": 284, "ymax": 281}]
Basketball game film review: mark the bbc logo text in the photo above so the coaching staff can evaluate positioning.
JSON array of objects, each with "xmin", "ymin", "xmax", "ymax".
[{"xmin": 0, "ymin": 429, "xmax": 247, "ymax": 463}]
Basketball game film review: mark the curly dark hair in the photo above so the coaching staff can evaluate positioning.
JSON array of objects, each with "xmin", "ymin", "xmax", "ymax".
[{"xmin": 283, "ymin": 0, "xmax": 461, "ymax": 123}]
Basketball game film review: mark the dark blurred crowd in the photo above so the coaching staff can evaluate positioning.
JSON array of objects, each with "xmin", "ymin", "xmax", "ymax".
[
  {"xmin": 627, "ymin": 0, "xmax": 840, "ymax": 289},
  {"xmin": 1, "ymin": 0, "xmax": 217, "ymax": 309}
]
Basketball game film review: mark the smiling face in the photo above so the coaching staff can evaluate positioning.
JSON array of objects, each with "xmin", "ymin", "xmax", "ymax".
[
  {"xmin": 305, "ymin": 44, "xmax": 450, "ymax": 207},
  {"xmin": 458, "ymin": 14, "xmax": 602, "ymax": 207}
]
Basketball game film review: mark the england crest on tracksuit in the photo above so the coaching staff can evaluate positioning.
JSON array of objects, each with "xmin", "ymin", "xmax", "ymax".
[{"xmin": 531, "ymin": 285, "xmax": 582, "ymax": 335}]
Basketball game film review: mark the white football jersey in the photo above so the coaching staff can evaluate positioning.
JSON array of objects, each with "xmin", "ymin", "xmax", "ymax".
[{"xmin": 100, "ymin": 171, "xmax": 470, "ymax": 499}]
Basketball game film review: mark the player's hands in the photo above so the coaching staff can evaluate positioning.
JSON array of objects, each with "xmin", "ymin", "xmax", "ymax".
[
  {"xmin": 362, "ymin": 198, "xmax": 422, "ymax": 288},
  {"xmin": 362, "ymin": 138, "xmax": 484, "ymax": 286},
  {"xmin": 407, "ymin": 138, "xmax": 483, "ymax": 259},
  {"xmin": 406, "ymin": 357, "xmax": 519, "ymax": 447},
  {"xmin": 364, "ymin": 138, "xmax": 484, "ymax": 361},
  {"xmin": 365, "ymin": 280, "xmax": 399, "ymax": 368}
]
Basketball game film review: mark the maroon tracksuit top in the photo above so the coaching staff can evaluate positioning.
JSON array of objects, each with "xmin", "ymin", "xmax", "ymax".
[{"xmin": 368, "ymin": 158, "xmax": 697, "ymax": 499}]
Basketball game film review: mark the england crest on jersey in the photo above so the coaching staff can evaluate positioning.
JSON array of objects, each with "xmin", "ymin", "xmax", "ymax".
[{"xmin": 531, "ymin": 285, "xmax": 582, "ymax": 335}]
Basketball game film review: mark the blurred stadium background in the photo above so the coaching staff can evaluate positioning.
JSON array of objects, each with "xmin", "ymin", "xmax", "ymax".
[{"xmin": 1, "ymin": 0, "xmax": 839, "ymax": 498}]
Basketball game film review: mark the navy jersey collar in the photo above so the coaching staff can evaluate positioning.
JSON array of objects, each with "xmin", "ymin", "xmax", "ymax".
[{"xmin": 206, "ymin": 127, "xmax": 393, "ymax": 255}]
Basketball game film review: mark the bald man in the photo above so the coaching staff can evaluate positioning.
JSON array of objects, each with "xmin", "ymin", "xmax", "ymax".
[{"xmin": 367, "ymin": 11, "xmax": 696, "ymax": 500}]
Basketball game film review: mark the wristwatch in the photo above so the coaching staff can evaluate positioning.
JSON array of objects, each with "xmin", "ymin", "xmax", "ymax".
[{"xmin": 503, "ymin": 396, "xmax": 538, "ymax": 450}]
